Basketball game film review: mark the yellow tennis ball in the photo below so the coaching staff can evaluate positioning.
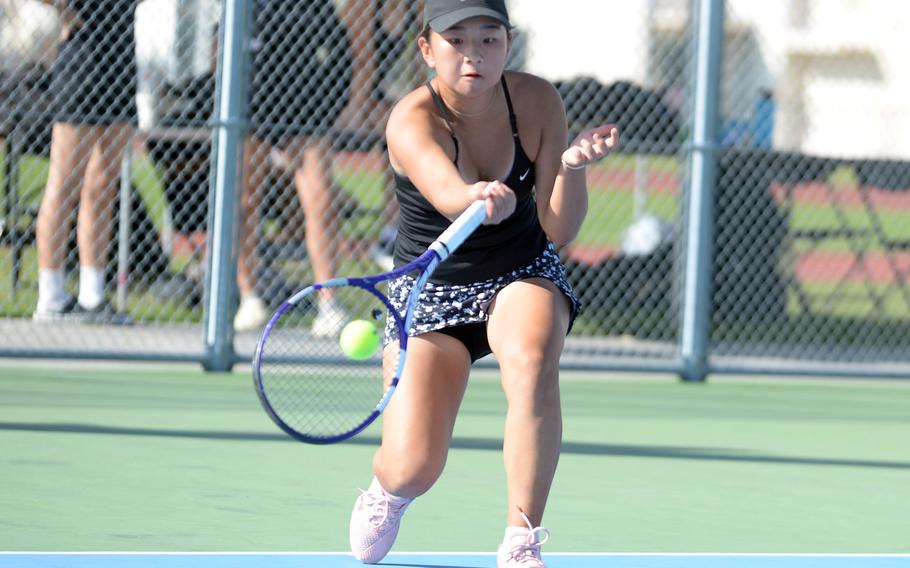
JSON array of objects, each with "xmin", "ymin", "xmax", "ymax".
[{"xmin": 339, "ymin": 319, "xmax": 381, "ymax": 360}]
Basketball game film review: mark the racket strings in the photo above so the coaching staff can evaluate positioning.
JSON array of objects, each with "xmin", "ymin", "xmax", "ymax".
[{"xmin": 256, "ymin": 284, "xmax": 402, "ymax": 439}]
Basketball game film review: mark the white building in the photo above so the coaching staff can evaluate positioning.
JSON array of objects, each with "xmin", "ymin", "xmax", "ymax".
[{"xmin": 510, "ymin": 0, "xmax": 910, "ymax": 160}]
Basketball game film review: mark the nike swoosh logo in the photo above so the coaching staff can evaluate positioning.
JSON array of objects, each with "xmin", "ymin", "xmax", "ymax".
[{"xmin": 519, "ymin": 168, "xmax": 531, "ymax": 181}]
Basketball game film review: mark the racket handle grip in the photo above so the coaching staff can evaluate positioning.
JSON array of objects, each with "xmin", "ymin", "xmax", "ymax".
[{"xmin": 430, "ymin": 200, "xmax": 487, "ymax": 261}]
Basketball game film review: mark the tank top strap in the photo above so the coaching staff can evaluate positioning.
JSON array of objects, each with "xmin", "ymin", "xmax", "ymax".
[
  {"xmin": 425, "ymin": 81, "xmax": 460, "ymax": 162},
  {"xmin": 500, "ymin": 75, "xmax": 519, "ymax": 139}
]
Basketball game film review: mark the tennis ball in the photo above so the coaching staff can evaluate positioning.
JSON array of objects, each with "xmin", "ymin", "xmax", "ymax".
[{"xmin": 339, "ymin": 319, "xmax": 381, "ymax": 360}]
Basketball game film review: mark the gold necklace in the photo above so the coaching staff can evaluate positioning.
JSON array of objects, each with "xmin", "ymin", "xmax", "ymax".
[{"xmin": 444, "ymin": 89, "xmax": 498, "ymax": 121}]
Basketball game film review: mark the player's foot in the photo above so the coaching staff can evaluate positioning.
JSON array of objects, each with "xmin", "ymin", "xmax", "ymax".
[
  {"xmin": 234, "ymin": 294, "xmax": 268, "ymax": 332},
  {"xmin": 349, "ymin": 477, "xmax": 412, "ymax": 564},
  {"xmin": 496, "ymin": 507, "xmax": 550, "ymax": 568},
  {"xmin": 74, "ymin": 300, "xmax": 135, "ymax": 326},
  {"xmin": 311, "ymin": 298, "xmax": 349, "ymax": 337},
  {"xmin": 32, "ymin": 295, "xmax": 79, "ymax": 322},
  {"xmin": 33, "ymin": 297, "xmax": 133, "ymax": 325}
]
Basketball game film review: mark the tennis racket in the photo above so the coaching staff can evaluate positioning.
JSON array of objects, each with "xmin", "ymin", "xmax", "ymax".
[{"xmin": 253, "ymin": 200, "xmax": 488, "ymax": 444}]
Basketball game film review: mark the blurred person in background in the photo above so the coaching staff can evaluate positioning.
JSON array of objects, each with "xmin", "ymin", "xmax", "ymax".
[
  {"xmin": 337, "ymin": 0, "xmax": 419, "ymax": 131},
  {"xmin": 33, "ymin": 0, "xmax": 141, "ymax": 323},
  {"xmin": 233, "ymin": 0, "xmax": 353, "ymax": 334},
  {"xmin": 337, "ymin": 0, "xmax": 423, "ymax": 271}
]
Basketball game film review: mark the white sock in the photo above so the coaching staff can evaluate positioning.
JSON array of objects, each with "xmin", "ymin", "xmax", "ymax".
[
  {"xmin": 78, "ymin": 265, "xmax": 106, "ymax": 309},
  {"xmin": 37, "ymin": 269, "xmax": 67, "ymax": 312},
  {"xmin": 370, "ymin": 477, "xmax": 412, "ymax": 506}
]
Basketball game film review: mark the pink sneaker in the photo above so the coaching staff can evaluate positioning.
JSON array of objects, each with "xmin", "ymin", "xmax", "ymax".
[
  {"xmin": 496, "ymin": 506, "xmax": 550, "ymax": 568},
  {"xmin": 349, "ymin": 477, "xmax": 413, "ymax": 564}
]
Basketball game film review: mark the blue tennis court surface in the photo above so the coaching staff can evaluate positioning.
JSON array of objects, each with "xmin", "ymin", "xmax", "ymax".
[{"xmin": 2, "ymin": 554, "xmax": 908, "ymax": 568}]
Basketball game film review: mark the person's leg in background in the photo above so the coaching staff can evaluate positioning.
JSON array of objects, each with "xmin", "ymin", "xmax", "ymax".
[
  {"xmin": 288, "ymin": 135, "xmax": 347, "ymax": 337},
  {"xmin": 235, "ymin": 134, "xmax": 349, "ymax": 336},
  {"xmin": 234, "ymin": 136, "xmax": 271, "ymax": 332},
  {"xmin": 335, "ymin": 0, "xmax": 383, "ymax": 132},
  {"xmin": 76, "ymin": 122, "xmax": 132, "ymax": 313},
  {"xmin": 336, "ymin": 0, "xmax": 416, "ymax": 271},
  {"xmin": 35, "ymin": 122, "xmax": 97, "ymax": 319},
  {"xmin": 371, "ymin": 147, "xmax": 399, "ymax": 271}
]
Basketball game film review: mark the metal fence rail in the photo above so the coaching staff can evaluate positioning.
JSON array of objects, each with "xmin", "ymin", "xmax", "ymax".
[{"xmin": 1, "ymin": 0, "xmax": 908, "ymax": 379}]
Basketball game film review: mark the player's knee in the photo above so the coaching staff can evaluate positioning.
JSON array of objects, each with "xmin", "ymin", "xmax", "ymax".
[
  {"xmin": 499, "ymin": 344, "xmax": 560, "ymax": 407},
  {"xmin": 377, "ymin": 448, "xmax": 446, "ymax": 497},
  {"xmin": 499, "ymin": 341, "xmax": 558, "ymax": 381}
]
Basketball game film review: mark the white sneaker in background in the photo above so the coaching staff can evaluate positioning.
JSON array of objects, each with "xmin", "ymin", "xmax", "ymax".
[
  {"xmin": 32, "ymin": 295, "xmax": 78, "ymax": 323},
  {"xmin": 311, "ymin": 298, "xmax": 349, "ymax": 337},
  {"xmin": 234, "ymin": 294, "xmax": 268, "ymax": 332}
]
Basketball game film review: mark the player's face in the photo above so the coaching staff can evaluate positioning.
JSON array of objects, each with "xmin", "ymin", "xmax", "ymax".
[{"xmin": 422, "ymin": 16, "xmax": 509, "ymax": 96}]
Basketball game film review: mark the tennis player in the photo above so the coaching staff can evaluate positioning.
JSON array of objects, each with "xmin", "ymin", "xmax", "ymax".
[{"xmin": 348, "ymin": 1, "xmax": 618, "ymax": 566}]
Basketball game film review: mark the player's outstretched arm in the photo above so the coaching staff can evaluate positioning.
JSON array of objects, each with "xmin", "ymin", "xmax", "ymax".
[{"xmin": 535, "ymin": 80, "xmax": 619, "ymax": 245}]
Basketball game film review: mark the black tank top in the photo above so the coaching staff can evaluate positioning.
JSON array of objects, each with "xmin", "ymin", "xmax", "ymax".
[{"xmin": 393, "ymin": 76, "xmax": 548, "ymax": 284}]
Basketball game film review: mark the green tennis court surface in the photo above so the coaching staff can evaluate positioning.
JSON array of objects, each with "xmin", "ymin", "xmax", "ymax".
[{"xmin": 1, "ymin": 363, "xmax": 908, "ymax": 557}]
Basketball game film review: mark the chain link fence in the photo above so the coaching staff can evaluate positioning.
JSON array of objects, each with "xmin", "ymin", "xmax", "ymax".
[
  {"xmin": 1, "ymin": 0, "xmax": 908, "ymax": 378},
  {"xmin": 710, "ymin": 0, "xmax": 910, "ymax": 376}
]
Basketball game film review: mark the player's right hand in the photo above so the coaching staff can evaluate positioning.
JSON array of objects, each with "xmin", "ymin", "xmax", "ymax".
[{"xmin": 469, "ymin": 181, "xmax": 515, "ymax": 225}]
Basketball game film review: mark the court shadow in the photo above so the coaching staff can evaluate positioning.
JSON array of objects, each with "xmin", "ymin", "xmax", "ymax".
[{"xmin": 2, "ymin": 422, "xmax": 909, "ymax": 470}]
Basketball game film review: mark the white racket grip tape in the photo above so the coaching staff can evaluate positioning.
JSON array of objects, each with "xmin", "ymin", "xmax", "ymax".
[{"xmin": 429, "ymin": 200, "xmax": 487, "ymax": 261}]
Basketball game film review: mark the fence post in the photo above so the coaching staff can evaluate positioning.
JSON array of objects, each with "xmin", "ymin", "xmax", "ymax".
[
  {"xmin": 116, "ymin": 148, "xmax": 132, "ymax": 312},
  {"xmin": 679, "ymin": 0, "xmax": 724, "ymax": 382},
  {"xmin": 202, "ymin": 0, "xmax": 249, "ymax": 372}
]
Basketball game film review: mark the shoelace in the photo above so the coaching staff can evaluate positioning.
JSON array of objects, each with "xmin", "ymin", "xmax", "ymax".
[
  {"xmin": 504, "ymin": 506, "xmax": 550, "ymax": 566},
  {"xmin": 357, "ymin": 487, "xmax": 408, "ymax": 530}
]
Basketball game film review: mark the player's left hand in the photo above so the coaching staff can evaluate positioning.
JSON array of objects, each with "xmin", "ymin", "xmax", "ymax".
[{"xmin": 562, "ymin": 124, "xmax": 620, "ymax": 170}]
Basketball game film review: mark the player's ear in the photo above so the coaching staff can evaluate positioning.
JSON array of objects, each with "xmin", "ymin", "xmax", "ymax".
[
  {"xmin": 419, "ymin": 35, "xmax": 435, "ymax": 68},
  {"xmin": 505, "ymin": 27, "xmax": 517, "ymax": 58}
]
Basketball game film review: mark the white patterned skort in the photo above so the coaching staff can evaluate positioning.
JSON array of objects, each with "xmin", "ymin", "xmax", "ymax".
[{"xmin": 383, "ymin": 242, "xmax": 581, "ymax": 357}]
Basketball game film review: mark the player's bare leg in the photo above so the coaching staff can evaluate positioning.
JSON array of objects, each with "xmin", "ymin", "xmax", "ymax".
[
  {"xmin": 487, "ymin": 278, "xmax": 570, "ymax": 527},
  {"xmin": 374, "ymin": 332, "xmax": 471, "ymax": 495},
  {"xmin": 350, "ymin": 332, "xmax": 471, "ymax": 562}
]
